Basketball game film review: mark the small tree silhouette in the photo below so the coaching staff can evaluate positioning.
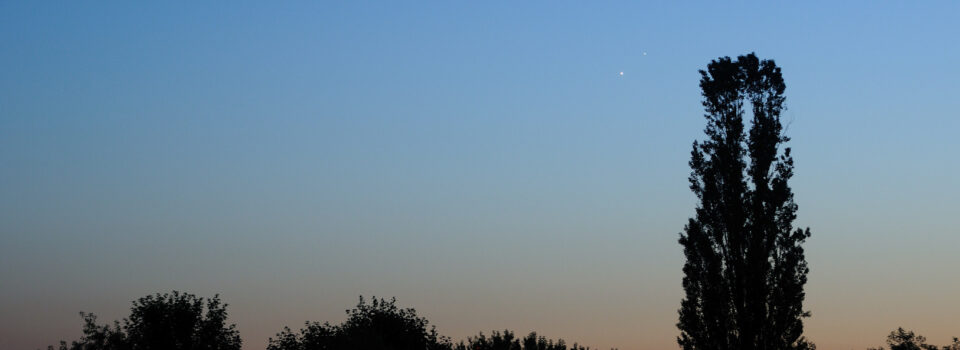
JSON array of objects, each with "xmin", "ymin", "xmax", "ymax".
[
  {"xmin": 453, "ymin": 330, "xmax": 608, "ymax": 350},
  {"xmin": 867, "ymin": 328, "xmax": 959, "ymax": 350},
  {"xmin": 943, "ymin": 337, "xmax": 960, "ymax": 350},
  {"xmin": 49, "ymin": 291, "xmax": 241, "ymax": 350},
  {"xmin": 267, "ymin": 296, "xmax": 450, "ymax": 350}
]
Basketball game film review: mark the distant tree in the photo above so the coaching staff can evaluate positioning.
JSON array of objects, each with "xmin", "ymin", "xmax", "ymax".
[
  {"xmin": 49, "ymin": 291, "xmax": 241, "ymax": 350},
  {"xmin": 267, "ymin": 296, "xmax": 451, "ymax": 350},
  {"xmin": 121, "ymin": 291, "xmax": 241, "ymax": 350},
  {"xmin": 267, "ymin": 322, "xmax": 338, "ymax": 350},
  {"xmin": 454, "ymin": 330, "xmax": 521, "ymax": 350},
  {"xmin": 943, "ymin": 337, "xmax": 960, "ymax": 350},
  {"xmin": 677, "ymin": 53, "xmax": 813, "ymax": 350},
  {"xmin": 867, "ymin": 328, "xmax": 940, "ymax": 350},
  {"xmin": 269, "ymin": 298, "xmax": 615, "ymax": 350},
  {"xmin": 48, "ymin": 313, "xmax": 126, "ymax": 350},
  {"xmin": 888, "ymin": 328, "xmax": 937, "ymax": 350},
  {"xmin": 453, "ymin": 330, "xmax": 610, "ymax": 350}
]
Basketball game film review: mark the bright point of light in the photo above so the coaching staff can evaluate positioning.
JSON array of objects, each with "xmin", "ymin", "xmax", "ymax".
[{"xmin": 619, "ymin": 71, "xmax": 624, "ymax": 76}]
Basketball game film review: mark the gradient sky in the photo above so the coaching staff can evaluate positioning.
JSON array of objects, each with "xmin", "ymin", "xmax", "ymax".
[{"xmin": 2, "ymin": 2, "xmax": 959, "ymax": 350}]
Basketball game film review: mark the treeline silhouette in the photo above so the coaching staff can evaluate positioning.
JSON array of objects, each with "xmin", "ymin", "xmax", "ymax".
[
  {"xmin": 867, "ymin": 328, "xmax": 960, "ymax": 350},
  {"xmin": 48, "ymin": 291, "xmax": 614, "ymax": 350}
]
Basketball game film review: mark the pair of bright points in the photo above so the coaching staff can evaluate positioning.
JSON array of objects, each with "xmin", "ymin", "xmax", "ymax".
[{"xmin": 619, "ymin": 51, "xmax": 647, "ymax": 76}]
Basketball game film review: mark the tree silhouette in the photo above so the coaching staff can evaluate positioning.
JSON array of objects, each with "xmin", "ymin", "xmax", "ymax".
[
  {"xmin": 49, "ymin": 291, "xmax": 241, "ymax": 350},
  {"xmin": 453, "ymin": 330, "xmax": 609, "ymax": 350},
  {"xmin": 48, "ymin": 313, "xmax": 126, "ymax": 350},
  {"xmin": 943, "ymin": 337, "xmax": 960, "ymax": 350},
  {"xmin": 269, "ymin": 297, "xmax": 614, "ymax": 350},
  {"xmin": 455, "ymin": 330, "xmax": 522, "ymax": 350},
  {"xmin": 677, "ymin": 53, "xmax": 813, "ymax": 350},
  {"xmin": 867, "ymin": 328, "xmax": 959, "ymax": 350},
  {"xmin": 884, "ymin": 328, "xmax": 938, "ymax": 350},
  {"xmin": 267, "ymin": 296, "xmax": 451, "ymax": 350}
]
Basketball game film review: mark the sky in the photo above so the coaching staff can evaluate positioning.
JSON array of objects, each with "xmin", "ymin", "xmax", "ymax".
[{"xmin": 1, "ymin": 1, "xmax": 959, "ymax": 349}]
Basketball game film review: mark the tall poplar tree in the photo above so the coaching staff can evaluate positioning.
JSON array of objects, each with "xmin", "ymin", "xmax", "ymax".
[{"xmin": 677, "ymin": 53, "xmax": 813, "ymax": 350}]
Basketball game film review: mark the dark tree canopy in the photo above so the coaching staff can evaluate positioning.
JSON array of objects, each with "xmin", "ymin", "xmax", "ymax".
[
  {"xmin": 50, "ymin": 291, "xmax": 241, "ymax": 350},
  {"xmin": 884, "ymin": 328, "xmax": 937, "ymax": 350},
  {"xmin": 867, "ymin": 328, "xmax": 960, "ymax": 350},
  {"xmin": 452, "ymin": 330, "xmax": 610, "ymax": 350},
  {"xmin": 946, "ymin": 338, "xmax": 960, "ymax": 350},
  {"xmin": 267, "ymin": 296, "xmax": 451, "ymax": 350},
  {"xmin": 268, "ymin": 297, "xmax": 613, "ymax": 350},
  {"xmin": 677, "ymin": 53, "xmax": 813, "ymax": 350}
]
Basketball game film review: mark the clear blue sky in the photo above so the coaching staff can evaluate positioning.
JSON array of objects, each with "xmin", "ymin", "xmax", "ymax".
[{"xmin": 2, "ymin": 2, "xmax": 958, "ymax": 350}]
